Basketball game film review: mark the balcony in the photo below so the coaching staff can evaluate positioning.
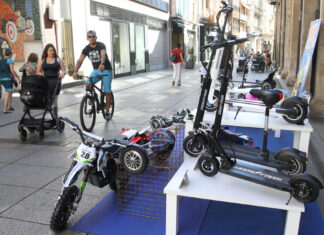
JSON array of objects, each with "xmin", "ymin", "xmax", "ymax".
[{"xmin": 240, "ymin": 14, "xmax": 248, "ymax": 22}]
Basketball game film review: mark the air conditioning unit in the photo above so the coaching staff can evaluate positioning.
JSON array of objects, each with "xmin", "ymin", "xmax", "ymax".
[
  {"xmin": 48, "ymin": 3, "xmax": 60, "ymax": 21},
  {"xmin": 267, "ymin": 0, "xmax": 279, "ymax": 5}
]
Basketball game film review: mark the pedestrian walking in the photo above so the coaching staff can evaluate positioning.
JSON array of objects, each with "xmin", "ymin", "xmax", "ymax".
[
  {"xmin": 171, "ymin": 43, "xmax": 186, "ymax": 86},
  {"xmin": 19, "ymin": 53, "xmax": 38, "ymax": 75},
  {"xmin": 36, "ymin": 43, "xmax": 66, "ymax": 117},
  {"xmin": 0, "ymin": 48, "xmax": 21, "ymax": 113}
]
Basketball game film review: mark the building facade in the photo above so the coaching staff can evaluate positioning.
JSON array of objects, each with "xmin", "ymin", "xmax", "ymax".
[
  {"xmin": 170, "ymin": 0, "xmax": 199, "ymax": 65},
  {"xmin": 273, "ymin": 0, "xmax": 324, "ymax": 117},
  {"xmin": 69, "ymin": 0, "xmax": 170, "ymax": 78}
]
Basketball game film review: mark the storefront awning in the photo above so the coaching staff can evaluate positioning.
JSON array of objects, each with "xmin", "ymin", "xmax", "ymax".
[{"xmin": 171, "ymin": 20, "xmax": 184, "ymax": 33}]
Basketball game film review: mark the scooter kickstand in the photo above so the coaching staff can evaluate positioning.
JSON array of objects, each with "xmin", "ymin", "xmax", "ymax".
[
  {"xmin": 234, "ymin": 107, "xmax": 242, "ymax": 120},
  {"xmin": 286, "ymin": 194, "xmax": 293, "ymax": 205}
]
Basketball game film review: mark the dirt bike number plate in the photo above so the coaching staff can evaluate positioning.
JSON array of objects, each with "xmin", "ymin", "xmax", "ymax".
[{"xmin": 76, "ymin": 144, "xmax": 96, "ymax": 163}]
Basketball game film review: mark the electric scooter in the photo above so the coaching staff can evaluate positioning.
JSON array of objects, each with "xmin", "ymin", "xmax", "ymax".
[
  {"xmin": 193, "ymin": 2, "xmax": 306, "ymax": 175},
  {"xmin": 195, "ymin": 1, "xmax": 322, "ymax": 203}
]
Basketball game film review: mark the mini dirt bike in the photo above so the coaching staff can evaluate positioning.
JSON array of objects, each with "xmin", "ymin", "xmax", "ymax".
[
  {"xmin": 195, "ymin": 1, "xmax": 322, "ymax": 203},
  {"xmin": 50, "ymin": 118, "xmax": 148, "ymax": 231},
  {"xmin": 183, "ymin": 122, "xmax": 253, "ymax": 157}
]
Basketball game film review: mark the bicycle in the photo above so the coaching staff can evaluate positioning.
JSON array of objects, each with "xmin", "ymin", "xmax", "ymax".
[{"xmin": 77, "ymin": 74, "xmax": 115, "ymax": 132}]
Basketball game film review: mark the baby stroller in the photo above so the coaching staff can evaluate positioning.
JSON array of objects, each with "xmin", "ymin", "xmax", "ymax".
[
  {"xmin": 251, "ymin": 56, "xmax": 265, "ymax": 72},
  {"xmin": 236, "ymin": 57, "xmax": 248, "ymax": 73},
  {"xmin": 18, "ymin": 73, "xmax": 64, "ymax": 141}
]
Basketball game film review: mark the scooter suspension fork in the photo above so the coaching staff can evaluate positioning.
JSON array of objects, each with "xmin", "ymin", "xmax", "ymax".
[{"xmin": 193, "ymin": 76, "xmax": 212, "ymax": 130}]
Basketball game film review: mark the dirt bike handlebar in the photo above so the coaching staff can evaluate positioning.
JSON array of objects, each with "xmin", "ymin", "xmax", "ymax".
[{"xmin": 63, "ymin": 117, "xmax": 104, "ymax": 143}]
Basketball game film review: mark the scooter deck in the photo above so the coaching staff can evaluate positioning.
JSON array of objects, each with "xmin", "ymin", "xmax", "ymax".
[
  {"xmin": 220, "ymin": 161, "xmax": 293, "ymax": 192},
  {"xmin": 219, "ymin": 142, "xmax": 284, "ymax": 169}
]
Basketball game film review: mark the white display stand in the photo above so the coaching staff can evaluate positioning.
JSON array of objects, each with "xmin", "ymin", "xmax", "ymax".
[
  {"xmin": 193, "ymin": 109, "xmax": 313, "ymax": 153},
  {"xmin": 164, "ymin": 154, "xmax": 305, "ymax": 235},
  {"xmin": 164, "ymin": 109, "xmax": 313, "ymax": 235}
]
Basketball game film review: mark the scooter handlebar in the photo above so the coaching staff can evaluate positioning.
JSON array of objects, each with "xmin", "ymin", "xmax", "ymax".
[{"xmin": 201, "ymin": 38, "xmax": 249, "ymax": 51}]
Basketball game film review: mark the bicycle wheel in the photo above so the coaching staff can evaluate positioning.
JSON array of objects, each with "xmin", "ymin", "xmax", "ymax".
[
  {"xmin": 101, "ymin": 92, "xmax": 115, "ymax": 120},
  {"xmin": 80, "ymin": 94, "xmax": 96, "ymax": 132}
]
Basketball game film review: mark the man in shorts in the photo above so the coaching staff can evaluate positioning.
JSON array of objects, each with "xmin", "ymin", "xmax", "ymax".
[{"xmin": 73, "ymin": 30, "xmax": 113, "ymax": 120}]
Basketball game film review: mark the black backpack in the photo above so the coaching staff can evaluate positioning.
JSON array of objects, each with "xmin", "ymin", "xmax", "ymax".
[{"xmin": 170, "ymin": 52, "xmax": 178, "ymax": 62}]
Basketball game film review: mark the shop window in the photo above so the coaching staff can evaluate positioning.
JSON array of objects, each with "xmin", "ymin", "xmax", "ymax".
[{"xmin": 112, "ymin": 22, "xmax": 131, "ymax": 75}]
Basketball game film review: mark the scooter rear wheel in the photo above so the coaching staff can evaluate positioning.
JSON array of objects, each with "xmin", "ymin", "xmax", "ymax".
[
  {"xmin": 277, "ymin": 158, "xmax": 306, "ymax": 176},
  {"xmin": 198, "ymin": 154, "xmax": 219, "ymax": 176}
]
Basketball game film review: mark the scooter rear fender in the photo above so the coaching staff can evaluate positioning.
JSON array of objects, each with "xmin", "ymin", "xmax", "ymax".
[{"xmin": 273, "ymin": 147, "xmax": 307, "ymax": 163}]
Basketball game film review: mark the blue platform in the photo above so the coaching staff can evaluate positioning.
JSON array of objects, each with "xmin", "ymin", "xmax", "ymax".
[{"xmin": 72, "ymin": 127, "xmax": 324, "ymax": 235}]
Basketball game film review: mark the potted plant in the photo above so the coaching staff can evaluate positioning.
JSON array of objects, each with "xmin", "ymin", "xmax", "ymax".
[{"xmin": 185, "ymin": 47, "xmax": 195, "ymax": 69}]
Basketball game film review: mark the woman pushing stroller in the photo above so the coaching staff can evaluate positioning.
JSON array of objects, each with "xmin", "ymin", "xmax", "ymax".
[{"xmin": 36, "ymin": 44, "xmax": 66, "ymax": 116}]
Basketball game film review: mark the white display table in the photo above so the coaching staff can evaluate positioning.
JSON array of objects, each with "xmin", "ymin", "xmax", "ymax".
[
  {"xmin": 195, "ymin": 109, "xmax": 313, "ymax": 153},
  {"xmin": 164, "ymin": 155, "xmax": 305, "ymax": 235}
]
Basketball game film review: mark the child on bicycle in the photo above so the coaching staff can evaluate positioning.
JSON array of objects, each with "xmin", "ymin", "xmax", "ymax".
[{"xmin": 73, "ymin": 30, "xmax": 113, "ymax": 120}]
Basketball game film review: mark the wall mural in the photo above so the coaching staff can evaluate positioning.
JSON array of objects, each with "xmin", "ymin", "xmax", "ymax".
[{"xmin": 0, "ymin": 0, "xmax": 41, "ymax": 61}]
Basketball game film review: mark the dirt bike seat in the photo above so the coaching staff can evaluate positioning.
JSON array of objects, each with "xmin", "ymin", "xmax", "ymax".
[
  {"xmin": 114, "ymin": 139, "xmax": 129, "ymax": 145},
  {"xmin": 250, "ymin": 89, "xmax": 283, "ymax": 108}
]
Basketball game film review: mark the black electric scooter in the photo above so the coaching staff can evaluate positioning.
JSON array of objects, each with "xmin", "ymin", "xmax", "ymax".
[
  {"xmin": 234, "ymin": 61, "xmax": 277, "ymax": 90},
  {"xmin": 192, "ymin": 1, "xmax": 306, "ymax": 176},
  {"xmin": 195, "ymin": 1, "xmax": 322, "ymax": 203}
]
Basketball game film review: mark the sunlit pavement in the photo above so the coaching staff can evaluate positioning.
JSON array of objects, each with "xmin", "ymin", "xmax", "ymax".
[{"xmin": 0, "ymin": 65, "xmax": 322, "ymax": 234}]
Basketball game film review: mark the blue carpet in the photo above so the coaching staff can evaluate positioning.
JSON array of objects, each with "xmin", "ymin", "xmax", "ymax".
[
  {"xmin": 71, "ymin": 192, "xmax": 210, "ymax": 235},
  {"xmin": 199, "ymin": 201, "xmax": 324, "ymax": 235}
]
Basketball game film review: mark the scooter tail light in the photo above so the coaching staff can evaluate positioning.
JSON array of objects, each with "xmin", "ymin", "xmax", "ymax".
[
  {"xmin": 279, "ymin": 92, "xmax": 283, "ymax": 100},
  {"xmin": 249, "ymin": 141, "xmax": 254, "ymax": 146}
]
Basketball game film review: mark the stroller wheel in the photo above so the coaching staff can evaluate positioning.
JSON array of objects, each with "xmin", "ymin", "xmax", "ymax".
[
  {"xmin": 39, "ymin": 128, "xmax": 45, "ymax": 138},
  {"xmin": 57, "ymin": 118, "xmax": 65, "ymax": 133},
  {"xmin": 27, "ymin": 127, "xmax": 35, "ymax": 134},
  {"xmin": 19, "ymin": 129, "xmax": 27, "ymax": 141}
]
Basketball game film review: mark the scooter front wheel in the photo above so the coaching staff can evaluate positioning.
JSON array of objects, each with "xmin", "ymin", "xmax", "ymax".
[
  {"xmin": 183, "ymin": 135, "xmax": 206, "ymax": 157},
  {"xmin": 198, "ymin": 154, "xmax": 219, "ymax": 176},
  {"xmin": 282, "ymin": 103, "xmax": 308, "ymax": 125},
  {"xmin": 261, "ymin": 81, "xmax": 272, "ymax": 90},
  {"xmin": 289, "ymin": 175, "xmax": 321, "ymax": 203},
  {"xmin": 50, "ymin": 185, "xmax": 79, "ymax": 231}
]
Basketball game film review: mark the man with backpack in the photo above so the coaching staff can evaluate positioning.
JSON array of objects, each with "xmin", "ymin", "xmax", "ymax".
[{"xmin": 171, "ymin": 43, "xmax": 186, "ymax": 86}]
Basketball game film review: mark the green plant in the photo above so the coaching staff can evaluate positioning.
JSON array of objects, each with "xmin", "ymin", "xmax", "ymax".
[{"xmin": 187, "ymin": 47, "xmax": 195, "ymax": 63}]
